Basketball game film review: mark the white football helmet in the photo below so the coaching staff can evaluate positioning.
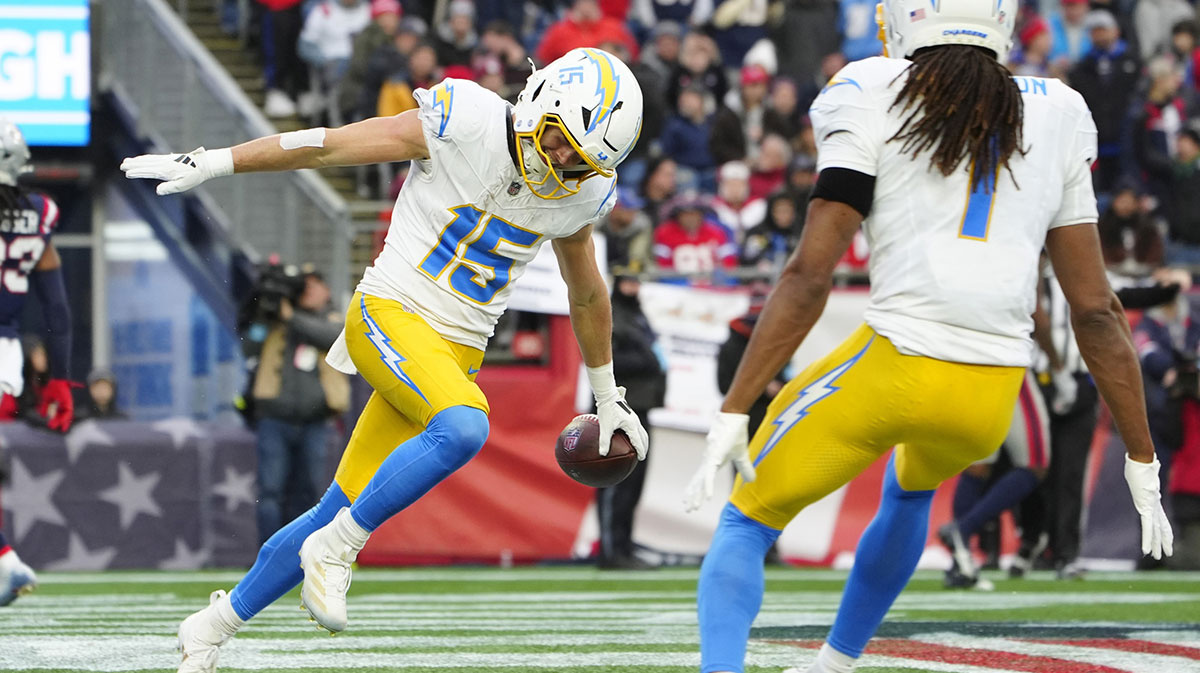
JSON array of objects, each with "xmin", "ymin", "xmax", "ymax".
[
  {"xmin": 877, "ymin": 0, "xmax": 1018, "ymax": 62},
  {"xmin": 512, "ymin": 48, "xmax": 643, "ymax": 199},
  {"xmin": 0, "ymin": 117, "xmax": 31, "ymax": 187}
]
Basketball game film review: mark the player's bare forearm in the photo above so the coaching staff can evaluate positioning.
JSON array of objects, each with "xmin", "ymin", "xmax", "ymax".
[
  {"xmin": 1071, "ymin": 296, "xmax": 1155, "ymax": 462},
  {"xmin": 230, "ymin": 112, "xmax": 428, "ymax": 173},
  {"xmin": 722, "ymin": 198, "xmax": 861, "ymax": 414},
  {"xmin": 1046, "ymin": 224, "xmax": 1155, "ymax": 463},
  {"xmin": 553, "ymin": 227, "xmax": 613, "ymax": 367}
]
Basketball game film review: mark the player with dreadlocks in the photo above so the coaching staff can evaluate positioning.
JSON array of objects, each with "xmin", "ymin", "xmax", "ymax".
[
  {"xmin": 684, "ymin": 1, "xmax": 1173, "ymax": 672},
  {"xmin": 0, "ymin": 116, "xmax": 76, "ymax": 607}
]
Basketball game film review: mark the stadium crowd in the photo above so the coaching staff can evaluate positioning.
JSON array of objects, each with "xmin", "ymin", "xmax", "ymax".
[{"xmin": 205, "ymin": 0, "xmax": 1200, "ymax": 568}]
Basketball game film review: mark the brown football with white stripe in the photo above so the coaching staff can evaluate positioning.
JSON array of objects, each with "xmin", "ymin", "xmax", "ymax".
[{"xmin": 555, "ymin": 414, "xmax": 637, "ymax": 488}]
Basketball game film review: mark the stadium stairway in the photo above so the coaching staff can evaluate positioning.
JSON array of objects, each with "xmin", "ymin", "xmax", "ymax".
[{"xmin": 174, "ymin": 3, "xmax": 391, "ymax": 275}]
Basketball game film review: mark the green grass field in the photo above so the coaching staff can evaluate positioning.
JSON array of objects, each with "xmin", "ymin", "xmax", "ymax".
[{"xmin": 4, "ymin": 566, "xmax": 1200, "ymax": 672}]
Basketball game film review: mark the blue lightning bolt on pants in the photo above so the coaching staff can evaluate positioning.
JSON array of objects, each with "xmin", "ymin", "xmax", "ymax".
[{"xmin": 699, "ymin": 324, "xmax": 1024, "ymax": 671}]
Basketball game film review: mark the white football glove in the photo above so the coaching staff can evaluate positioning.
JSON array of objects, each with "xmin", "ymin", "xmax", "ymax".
[
  {"xmin": 1124, "ymin": 455, "xmax": 1174, "ymax": 560},
  {"xmin": 684, "ymin": 412, "xmax": 755, "ymax": 512},
  {"xmin": 587, "ymin": 363, "xmax": 648, "ymax": 460},
  {"xmin": 1050, "ymin": 368, "xmax": 1077, "ymax": 415},
  {"xmin": 120, "ymin": 146, "xmax": 234, "ymax": 195}
]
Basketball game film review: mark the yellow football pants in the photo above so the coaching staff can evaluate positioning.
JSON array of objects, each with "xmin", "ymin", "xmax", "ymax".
[
  {"xmin": 731, "ymin": 324, "xmax": 1024, "ymax": 530},
  {"xmin": 332, "ymin": 292, "xmax": 490, "ymax": 501}
]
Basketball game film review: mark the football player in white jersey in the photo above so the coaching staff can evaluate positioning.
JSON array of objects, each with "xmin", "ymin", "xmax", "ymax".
[
  {"xmin": 682, "ymin": 1, "xmax": 1173, "ymax": 671},
  {"xmin": 122, "ymin": 48, "xmax": 649, "ymax": 673}
]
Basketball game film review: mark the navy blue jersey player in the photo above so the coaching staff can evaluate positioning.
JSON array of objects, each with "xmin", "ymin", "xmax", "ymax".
[{"xmin": 0, "ymin": 118, "xmax": 73, "ymax": 433}]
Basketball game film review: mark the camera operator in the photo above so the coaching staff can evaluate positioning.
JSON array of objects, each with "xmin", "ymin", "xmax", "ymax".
[{"xmin": 241, "ymin": 265, "xmax": 350, "ymax": 543}]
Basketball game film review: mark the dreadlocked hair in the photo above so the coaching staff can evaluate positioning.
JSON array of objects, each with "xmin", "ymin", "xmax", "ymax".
[
  {"xmin": 0, "ymin": 185, "xmax": 22, "ymax": 211},
  {"xmin": 888, "ymin": 45, "xmax": 1025, "ymax": 193}
]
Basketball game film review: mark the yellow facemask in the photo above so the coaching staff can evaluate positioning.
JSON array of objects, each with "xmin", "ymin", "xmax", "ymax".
[{"xmin": 514, "ymin": 114, "xmax": 610, "ymax": 200}]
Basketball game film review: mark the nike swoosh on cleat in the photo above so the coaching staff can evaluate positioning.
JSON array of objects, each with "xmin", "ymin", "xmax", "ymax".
[{"xmin": 467, "ymin": 366, "xmax": 480, "ymax": 375}]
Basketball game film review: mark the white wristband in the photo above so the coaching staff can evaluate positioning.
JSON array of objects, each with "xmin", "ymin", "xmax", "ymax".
[
  {"xmin": 586, "ymin": 362, "xmax": 619, "ymax": 404},
  {"xmin": 208, "ymin": 147, "xmax": 235, "ymax": 177}
]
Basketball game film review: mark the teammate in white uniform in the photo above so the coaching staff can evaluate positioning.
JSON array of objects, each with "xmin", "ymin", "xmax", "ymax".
[
  {"xmin": 683, "ymin": 1, "xmax": 1173, "ymax": 672},
  {"xmin": 123, "ymin": 48, "xmax": 649, "ymax": 673}
]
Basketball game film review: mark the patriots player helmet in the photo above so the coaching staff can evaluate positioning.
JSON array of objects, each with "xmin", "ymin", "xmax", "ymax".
[
  {"xmin": 512, "ymin": 48, "xmax": 643, "ymax": 199},
  {"xmin": 877, "ymin": 0, "xmax": 1018, "ymax": 62},
  {"xmin": 0, "ymin": 117, "xmax": 31, "ymax": 187}
]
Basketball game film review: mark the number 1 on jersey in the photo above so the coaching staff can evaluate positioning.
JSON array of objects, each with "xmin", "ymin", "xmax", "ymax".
[{"xmin": 958, "ymin": 164, "xmax": 998, "ymax": 242}]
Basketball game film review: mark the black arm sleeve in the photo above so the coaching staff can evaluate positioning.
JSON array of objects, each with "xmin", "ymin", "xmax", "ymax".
[
  {"xmin": 810, "ymin": 167, "xmax": 876, "ymax": 218},
  {"xmin": 31, "ymin": 267, "xmax": 72, "ymax": 379},
  {"xmin": 1115, "ymin": 283, "xmax": 1181, "ymax": 310}
]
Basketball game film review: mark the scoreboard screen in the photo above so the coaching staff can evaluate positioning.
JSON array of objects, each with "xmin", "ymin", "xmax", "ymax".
[{"xmin": 0, "ymin": 0, "xmax": 90, "ymax": 146}]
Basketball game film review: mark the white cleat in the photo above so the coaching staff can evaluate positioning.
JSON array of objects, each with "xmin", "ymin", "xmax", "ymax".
[
  {"xmin": 298, "ymin": 514, "xmax": 360, "ymax": 633},
  {"xmin": 0, "ymin": 551, "xmax": 36, "ymax": 607},
  {"xmin": 177, "ymin": 590, "xmax": 235, "ymax": 673}
]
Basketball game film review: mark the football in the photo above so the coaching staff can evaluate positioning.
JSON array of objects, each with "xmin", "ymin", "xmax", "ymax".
[{"xmin": 555, "ymin": 414, "xmax": 637, "ymax": 488}]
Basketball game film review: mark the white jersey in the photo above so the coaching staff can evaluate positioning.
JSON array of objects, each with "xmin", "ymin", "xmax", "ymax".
[
  {"xmin": 809, "ymin": 57, "xmax": 1098, "ymax": 367},
  {"xmin": 355, "ymin": 79, "xmax": 618, "ymax": 351}
]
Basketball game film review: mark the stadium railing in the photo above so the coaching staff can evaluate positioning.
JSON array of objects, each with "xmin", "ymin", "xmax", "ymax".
[{"xmin": 98, "ymin": 0, "xmax": 353, "ymax": 301}]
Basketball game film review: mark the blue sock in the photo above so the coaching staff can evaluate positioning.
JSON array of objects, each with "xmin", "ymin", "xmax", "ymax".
[
  {"xmin": 698, "ymin": 503, "xmax": 782, "ymax": 673},
  {"xmin": 952, "ymin": 471, "xmax": 986, "ymax": 521},
  {"xmin": 827, "ymin": 455, "xmax": 934, "ymax": 658},
  {"xmin": 349, "ymin": 405, "xmax": 489, "ymax": 532},
  {"xmin": 229, "ymin": 482, "xmax": 351, "ymax": 620},
  {"xmin": 957, "ymin": 468, "xmax": 1039, "ymax": 539}
]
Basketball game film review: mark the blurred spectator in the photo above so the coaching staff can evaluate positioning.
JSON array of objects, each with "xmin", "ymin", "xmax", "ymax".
[
  {"xmin": 740, "ymin": 193, "xmax": 801, "ymax": 270},
  {"xmin": 536, "ymin": 0, "xmax": 639, "ymax": 65},
  {"xmin": 763, "ymin": 77, "xmax": 804, "ymax": 151},
  {"xmin": 299, "ymin": 0, "xmax": 372, "ymax": 117},
  {"xmin": 1098, "ymin": 179, "xmax": 1165, "ymax": 272},
  {"xmin": 1048, "ymin": 0, "xmax": 1091, "ymax": 65},
  {"xmin": 709, "ymin": 0, "xmax": 770, "ymax": 69},
  {"xmin": 1135, "ymin": 0, "xmax": 1193, "ymax": 62},
  {"xmin": 631, "ymin": 0, "xmax": 712, "ymax": 30},
  {"xmin": 1170, "ymin": 21, "xmax": 1200, "ymax": 94},
  {"xmin": 717, "ymin": 64, "xmax": 771, "ymax": 162},
  {"xmin": 652, "ymin": 198, "xmax": 737, "ymax": 274},
  {"xmin": 1163, "ymin": 123, "xmax": 1200, "ymax": 264},
  {"xmin": 81, "ymin": 369, "xmax": 126, "ymax": 421},
  {"xmin": 711, "ymin": 161, "xmax": 767, "ymax": 241},
  {"xmin": 783, "ymin": 153, "xmax": 817, "ymax": 210},
  {"xmin": 748, "ymin": 133, "xmax": 790, "ymax": 200},
  {"xmin": 639, "ymin": 156, "xmax": 679, "ymax": 222},
  {"xmin": 1131, "ymin": 57, "xmax": 1187, "ymax": 210},
  {"xmin": 774, "ymin": 0, "xmax": 840, "ymax": 93},
  {"xmin": 640, "ymin": 21, "xmax": 683, "ymax": 81},
  {"xmin": 1068, "ymin": 10, "xmax": 1140, "ymax": 193},
  {"xmin": 16, "ymin": 335, "xmax": 48, "ymax": 427},
  {"xmin": 797, "ymin": 52, "xmax": 847, "ymax": 118},
  {"xmin": 260, "ymin": 0, "xmax": 307, "ymax": 118},
  {"xmin": 362, "ymin": 16, "xmax": 427, "ymax": 117},
  {"xmin": 434, "ymin": 0, "xmax": 478, "ymax": 68},
  {"xmin": 667, "ymin": 32, "xmax": 728, "ymax": 116},
  {"xmin": 1133, "ymin": 279, "xmax": 1193, "ymax": 479},
  {"xmin": 596, "ymin": 273, "xmax": 665, "ymax": 570},
  {"xmin": 339, "ymin": 0, "xmax": 403, "ymax": 121},
  {"xmin": 659, "ymin": 85, "xmax": 718, "ymax": 191},
  {"xmin": 248, "ymin": 271, "xmax": 349, "ymax": 543},
  {"xmin": 600, "ymin": 188, "xmax": 655, "ymax": 273},
  {"xmin": 838, "ymin": 0, "xmax": 882, "ymax": 61},
  {"xmin": 479, "ymin": 21, "xmax": 532, "ymax": 100},
  {"xmin": 1011, "ymin": 16, "xmax": 1057, "ymax": 78},
  {"xmin": 717, "ymin": 285, "xmax": 788, "ymax": 435},
  {"xmin": 377, "ymin": 41, "xmax": 439, "ymax": 117}
]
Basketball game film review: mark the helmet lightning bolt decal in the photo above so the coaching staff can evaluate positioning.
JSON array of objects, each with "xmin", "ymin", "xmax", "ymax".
[
  {"xmin": 360, "ymin": 296, "xmax": 430, "ymax": 405},
  {"xmin": 754, "ymin": 336, "xmax": 874, "ymax": 467},
  {"xmin": 582, "ymin": 49, "xmax": 620, "ymax": 134}
]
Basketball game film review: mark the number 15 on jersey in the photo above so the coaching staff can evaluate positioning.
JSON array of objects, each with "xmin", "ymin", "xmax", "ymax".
[{"xmin": 418, "ymin": 205, "xmax": 541, "ymax": 304}]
